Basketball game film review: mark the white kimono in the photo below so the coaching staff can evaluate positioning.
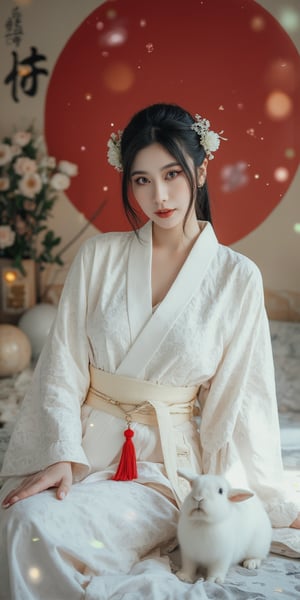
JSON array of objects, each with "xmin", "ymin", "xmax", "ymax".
[{"xmin": 0, "ymin": 220, "xmax": 298, "ymax": 600}]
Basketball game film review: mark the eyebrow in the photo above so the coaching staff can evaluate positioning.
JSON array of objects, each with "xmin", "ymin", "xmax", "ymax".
[{"xmin": 130, "ymin": 161, "xmax": 180, "ymax": 177}]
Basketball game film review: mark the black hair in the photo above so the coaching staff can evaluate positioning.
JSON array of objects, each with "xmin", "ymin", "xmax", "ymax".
[{"xmin": 120, "ymin": 103, "xmax": 212, "ymax": 231}]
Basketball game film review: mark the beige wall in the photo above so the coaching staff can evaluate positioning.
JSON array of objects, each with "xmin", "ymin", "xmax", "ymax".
[{"xmin": 0, "ymin": 0, "xmax": 299, "ymax": 318}]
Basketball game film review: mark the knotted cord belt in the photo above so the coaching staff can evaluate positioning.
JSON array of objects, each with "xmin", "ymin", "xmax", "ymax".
[{"xmin": 84, "ymin": 365, "xmax": 199, "ymax": 504}]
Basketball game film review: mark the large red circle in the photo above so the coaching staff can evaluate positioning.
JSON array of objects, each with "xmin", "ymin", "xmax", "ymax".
[{"xmin": 45, "ymin": 0, "xmax": 300, "ymax": 244}]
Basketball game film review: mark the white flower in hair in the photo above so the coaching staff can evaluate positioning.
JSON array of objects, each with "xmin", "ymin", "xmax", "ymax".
[
  {"xmin": 107, "ymin": 130, "xmax": 123, "ymax": 171},
  {"xmin": 191, "ymin": 114, "xmax": 227, "ymax": 160}
]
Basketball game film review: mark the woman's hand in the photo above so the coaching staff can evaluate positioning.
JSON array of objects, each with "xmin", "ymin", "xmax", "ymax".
[
  {"xmin": 1, "ymin": 461, "xmax": 73, "ymax": 508},
  {"xmin": 290, "ymin": 513, "xmax": 300, "ymax": 529}
]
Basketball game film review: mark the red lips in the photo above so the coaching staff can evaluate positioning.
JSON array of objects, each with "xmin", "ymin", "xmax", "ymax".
[{"xmin": 155, "ymin": 209, "xmax": 175, "ymax": 218}]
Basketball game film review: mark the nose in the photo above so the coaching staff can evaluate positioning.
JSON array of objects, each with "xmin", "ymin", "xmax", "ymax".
[
  {"xmin": 192, "ymin": 495, "xmax": 204, "ymax": 504},
  {"xmin": 152, "ymin": 179, "xmax": 168, "ymax": 204}
]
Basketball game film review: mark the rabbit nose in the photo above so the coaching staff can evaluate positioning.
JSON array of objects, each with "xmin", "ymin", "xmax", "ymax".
[{"xmin": 192, "ymin": 496, "xmax": 204, "ymax": 504}]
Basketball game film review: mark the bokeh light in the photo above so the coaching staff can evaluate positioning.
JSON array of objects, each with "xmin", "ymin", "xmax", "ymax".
[
  {"xmin": 274, "ymin": 167, "xmax": 289, "ymax": 182},
  {"xmin": 265, "ymin": 91, "xmax": 293, "ymax": 120},
  {"xmin": 106, "ymin": 9, "xmax": 117, "ymax": 20},
  {"xmin": 285, "ymin": 148, "xmax": 296, "ymax": 159},
  {"xmin": 18, "ymin": 66, "xmax": 31, "ymax": 77},
  {"xmin": 102, "ymin": 61, "xmax": 135, "ymax": 92},
  {"xmin": 28, "ymin": 567, "xmax": 42, "ymax": 583},
  {"xmin": 90, "ymin": 538, "xmax": 104, "ymax": 549},
  {"xmin": 221, "ymin": 161, "xmax": 249, "ymax": 192},
  {"xmin": 99, "ymin": 27, "xmax": 128, "ymax": 47},
  {"xmin": 4, "ymin": 271, "xmax": 17, "ymax": 284},
  {"xmin": 145, "ymin": 42, "xmax": 154, "ymax": 53},
  {"xmin": 250, "ymin": 15, "xmax": 265, "ymax": 32}
]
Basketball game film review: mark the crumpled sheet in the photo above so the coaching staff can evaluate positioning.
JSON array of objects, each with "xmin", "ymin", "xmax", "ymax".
[{"xmin": 84, "ymin": 548, "xmax": 300, "ymax": 600}]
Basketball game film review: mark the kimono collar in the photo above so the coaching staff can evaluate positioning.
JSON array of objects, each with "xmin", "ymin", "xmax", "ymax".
[{"xmin": 119, "ymin": 220, "xmax": 219, "ymax": 378}]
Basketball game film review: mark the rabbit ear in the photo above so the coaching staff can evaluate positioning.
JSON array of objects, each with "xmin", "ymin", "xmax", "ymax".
[
  {"xmin": 177, "ymin": 469, "xmax": 198, "ymax": 483},
  {"xmin": 228, "ymin": 488, "xmax": 254, "ymax": 503}
]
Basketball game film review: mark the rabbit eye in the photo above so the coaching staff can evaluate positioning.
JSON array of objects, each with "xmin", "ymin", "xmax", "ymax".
[{"xmin": 218, "ymin": 488, "xmax": 223, "ymax": 494}]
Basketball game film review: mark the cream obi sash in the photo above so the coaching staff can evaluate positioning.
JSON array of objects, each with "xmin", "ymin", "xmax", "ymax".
[{"xmin": 85, "ymin": 365, "xmax": 199, "ymax": 505}]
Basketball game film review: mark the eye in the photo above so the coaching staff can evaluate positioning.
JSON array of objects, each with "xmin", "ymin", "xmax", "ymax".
[
  {"xmin": 166, "ymin": 169, "xmax": 182, "ymax": 180},
  {"xmin": 133, "ymin": 176, "xmax": 149, "ymax": 185},
  {"xmin": 218, "ymin": 488, "xmax": 223, "ymax": 494}
]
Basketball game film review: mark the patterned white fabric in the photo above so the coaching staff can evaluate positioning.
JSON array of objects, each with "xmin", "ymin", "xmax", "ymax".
[{"xmin": 0, "ymin": 220, "xmax": 299, "ymax": 599}]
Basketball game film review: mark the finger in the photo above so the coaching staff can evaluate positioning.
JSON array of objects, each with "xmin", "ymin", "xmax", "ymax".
[
  {"xmin": 2, "ymin": 473, "xmax": 54, "ymax": 507},
  {"xmin": 2, "ymin": 478, "xmax": 34, "ymax": 507},
  {"xmin": 56, "ymin": 471, "xmax": 72, "ymax": 501}
]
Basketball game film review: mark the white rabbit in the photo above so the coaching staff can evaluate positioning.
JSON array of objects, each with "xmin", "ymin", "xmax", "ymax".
[{"xmin": 176, "ymin": 471, "xmax": 272, "ymax": 584}]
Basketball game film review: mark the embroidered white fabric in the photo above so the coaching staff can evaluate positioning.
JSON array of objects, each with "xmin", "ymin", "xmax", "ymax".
[{"xmin": 0, "ymin": 221, "xmax": 299, "ymax": 598}]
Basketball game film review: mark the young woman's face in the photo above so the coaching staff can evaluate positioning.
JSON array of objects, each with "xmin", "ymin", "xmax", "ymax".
[{"xmin": 130, "ymin": 143, "xmax": 197, "ymax": 230}]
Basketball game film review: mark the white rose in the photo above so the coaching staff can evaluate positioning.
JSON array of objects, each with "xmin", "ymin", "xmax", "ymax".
[
  {"xmin": 18, "ymin": 173, "xmax": 42, "ymax": 198},
  {"xmin": 12, "ymin": 131, "xmax": 32, "ymax": 147},
  {"xmin": 14, "ymin": 156, "xmax": 37, "ymax": 176},
  {"xmin": 50, "ymin": 172, "xmax": 70, "ymax": 191},
  {"xmin": 0, "ymin": 225, "xmax": 16, "ymax": 249},
  {"xmin": 0, "ymin": 143, "xmax": 13, "ymax": 166},
  {"xmin": 58, "ymin": 160, "xmax": 78, "ymax": 177}
]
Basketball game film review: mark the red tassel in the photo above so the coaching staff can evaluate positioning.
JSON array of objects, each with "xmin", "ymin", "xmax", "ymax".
[{"xmin": 112, "ymin": 426, "xmax": 138, "ymax": 480}]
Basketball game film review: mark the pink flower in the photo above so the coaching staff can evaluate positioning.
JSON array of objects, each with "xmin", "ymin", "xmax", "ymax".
[
  {"xmin": 14, "ymin": 156, "xmax": 37, "ymax": 176},
  {"xmin": 12, "ymin": 131, "xmax": 32, "ymax": 147},
  {"xmin": 18, "ymin": 173, "xmax": 42, "ymax": 198}
]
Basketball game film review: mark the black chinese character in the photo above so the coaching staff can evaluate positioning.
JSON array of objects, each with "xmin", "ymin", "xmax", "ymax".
[
  {"xmin": 4, "ymin": 46, "xmax": 49, "ymax": 103},
  {"xmin": 5, "ymin": 7, "xmax": 23, "ymax": 47}
]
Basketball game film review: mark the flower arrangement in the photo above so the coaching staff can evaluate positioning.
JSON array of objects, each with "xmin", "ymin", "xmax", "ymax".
[{"xmin": 0, "ymin": 127, "xmax": 78, "ymax": 274}]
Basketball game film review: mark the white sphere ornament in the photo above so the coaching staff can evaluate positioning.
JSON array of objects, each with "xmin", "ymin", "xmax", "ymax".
[
  {"xmin": 0, "ymin": 324, "xmax": 32, "ymax": 377},
  {"xmin": 18, "ymin": 302, "xmax": 58, "ymax": 359}
]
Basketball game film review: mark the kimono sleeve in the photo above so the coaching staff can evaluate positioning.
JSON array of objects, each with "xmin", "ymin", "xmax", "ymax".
[
  {"xmin": 198, "ymin": 261, "xmax": 299, "ymax": 527},
  {"xmin": 1, "ymin": 240, "xmax": 96, "ymax": 479}
]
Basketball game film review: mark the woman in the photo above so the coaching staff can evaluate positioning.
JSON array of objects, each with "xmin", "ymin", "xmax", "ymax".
[{"xmin": 0, "ymin": 103, "xmax": 299, "ymax": 599}]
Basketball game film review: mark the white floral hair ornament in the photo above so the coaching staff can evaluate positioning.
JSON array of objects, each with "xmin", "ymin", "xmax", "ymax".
[
  {"xmin": 191, "ymin": 114, "xmax": 227, "ymax": 160},
  {"xmin": 107, "ymin": 114, "xmax": 226, "ymax": 170},
  {"xmin": 107, "ymin": 130, "xmax": 123, "ymax": 171}
]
